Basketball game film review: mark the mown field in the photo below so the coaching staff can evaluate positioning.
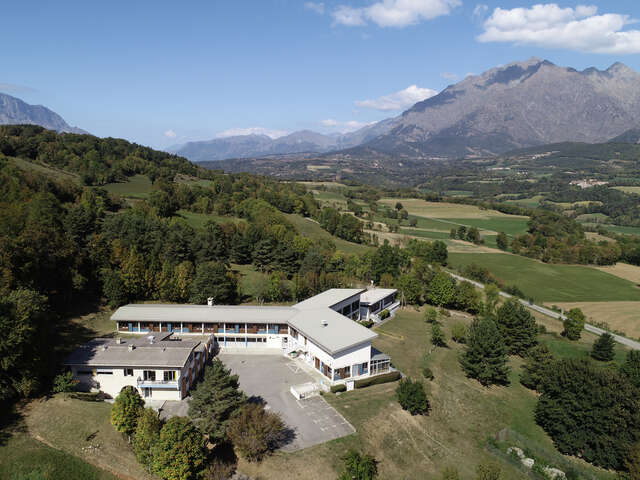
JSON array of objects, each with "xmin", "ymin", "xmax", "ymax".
[
  {"xmin": 100, "ymin": 173, "xmax": 153, "ymax": 198},
  {"xmin": 448, "ymin": 253, "xmax": 640, "ymax": 303}
]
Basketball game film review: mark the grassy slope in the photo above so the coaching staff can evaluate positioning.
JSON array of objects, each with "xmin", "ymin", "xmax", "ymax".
[
  {"xmin": 448, "ymin": 253, "xmax": 640, "ymax": 302},
  {"xmin": 10, "ymin": 157, "xmax": 82, "ymax": 184},
  {"xmin": 100, "ymin": 174, "xmax": 153, "ymax": 198}
]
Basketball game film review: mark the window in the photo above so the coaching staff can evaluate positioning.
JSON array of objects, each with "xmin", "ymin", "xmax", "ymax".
[
  {"xmin": 78, "ymin": 370, "xmax": 92, "ymax": 375},
  {"xmin": 291, "ymin": 328, "xmax": 298, "ymax": 340},
  {"xmin": 143, "ymin": 370, "xmax": 156, "ymax": 381},
  {"xmin": 164, "ymin": 371, "xmax": 176, "ymax": 381},
  {"xmin": 124, "ymin": 368, "xmax": 134, "ymax": 377},
  {"xmin": 96, "ymin": 369, "xmax": 113, "ymax": 375}
]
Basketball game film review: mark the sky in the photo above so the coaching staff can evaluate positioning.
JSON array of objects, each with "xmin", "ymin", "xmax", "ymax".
[{"xmin": 2, "ymin": 0, "xmax": 640, "ymax": 149}]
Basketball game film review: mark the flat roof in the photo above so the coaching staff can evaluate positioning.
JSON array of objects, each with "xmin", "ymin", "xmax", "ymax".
[
  {"xmin": 111, "ymin": 289, "xmax": 376, "ymax": 357},
  {"xmin": 112, "ymin": 304, "xmax": 298, "ymax": 324},
  {"xmin": 64, "ymin": 336, "xmax": 202, "ymax": 368},
  {"xmin": 359, "ymin": 288, "xmax": 397, "ymax": 305},
  {"xmin": 293, "ymin": 288, "xmax": 365, "ymax": 310}
]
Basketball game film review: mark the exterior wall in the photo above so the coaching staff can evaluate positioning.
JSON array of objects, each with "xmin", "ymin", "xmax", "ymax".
[
  {"xmin": 329, "ymin": 294, "xmax": 361, "ymax": 320},
  {"xmin": 71, "ymin": 366, "xmax": 182, "ymax": 400}
]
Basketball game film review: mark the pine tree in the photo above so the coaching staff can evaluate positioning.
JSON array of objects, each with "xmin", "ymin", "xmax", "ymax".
[
  {"xmin": 460, "ymin": 317, "xmax": 510, "ymax": 386},
  {"xmin": 188, "ymin": 358, "xmax": 246, "ymax": 443},
  {"xmin": 591, "ymin": 332, "xmax": 616, "ymax": 361},
  {"xmin": 252, "ymin": 238, "xmax": 277, "ymax": 272},
  {"xmin": 620, "ymin": 350, "xmax": 640, "ymax": 387},
  {"xmin": 152, "ymin": 417, "xmax": 207, "ymax": 480},
  {"xmin": 133, "ymin": 407, "xmax": 161, "ymax": 471},
  {"xmin": 495, "ymin": 298, "xmax": 537, "ymax": 355},
  {"xmin": 188, "ymin": 261, "xmax": 238, "ymax": 305},
  {"xmin": 110, "ymin": 386, "xmax": 145, "ymax": 440},
  {"xmin": 520, "ymin": 344, "xmax": 555, "ymax": 392}
]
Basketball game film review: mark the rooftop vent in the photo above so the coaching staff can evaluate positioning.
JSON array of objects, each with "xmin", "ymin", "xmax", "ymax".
[
  {"xmin": 115, "ymin": 337, "xmax": 122, "ymax": 345},
  {"xmin": 207, "ymin": 297, "xmax": 214, "ymax": 307},
  {"xmin": 321, "ymin": 319, "xmax": 328, "ymax": 327},
  {"xmin": 128, "ymin": 344, "xmax": 135, "ymax": 351}
]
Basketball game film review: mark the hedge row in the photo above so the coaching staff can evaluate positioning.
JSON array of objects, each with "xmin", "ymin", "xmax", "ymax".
[
  {"xmin": 330, "ymin": 384, "xmax": 347, "ymax": 393},
  {"xmin": 354, "ymin": 370, "xmax": 401, "ymax": 389}
]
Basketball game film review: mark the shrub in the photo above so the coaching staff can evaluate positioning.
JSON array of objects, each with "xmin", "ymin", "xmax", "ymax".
[
  {"xmin": 227, "ymin": 403, "xmax": 286, "ymax": 462},
  {"xmin": 354, "ymin": 371, "xmax": 401, "ymax": 389},
  {"xmin": 379, "ymin": 309, "xmax": 390, "ymax": 320},
  {"xmin": 338, "ymin": 450, "xmax": 377, "ymax": 480},
  {"xmin": 133, "ymin": 408, "xmax": 161, "ymax": 471},
  {"xmin": 52, "ymin": 371, "xmax": 79, "ymax": 394},
  {"xmin": 563, "ymin": 308, "xmax": 585, "ymax": 340},
  {"xmin": 424, "ymin": 307, "xmax": 438, "ymax": 324},
  {"xmin": 439, "ymin": 307, "xmax": 451, "ymax": 317},
  {"xmin": 431, "ymin": 323, "xmax": 447, "ymax": 347},
  {"xmin": 396, "ymin": 378, "xmax": 429, "ymax": 415},
  {"xmin": 441, "ymin": 466, "xmax": 460, "ymax": 479},
  {"xmin": 360, "ymin": 320, "xmax": 374, "ymax": 328},
  {"xmin": 451, "ymin": 322, "xmax": 467, "ymax": 343},
  {"xmin": 421, "ymin": 354, "xmax": 434, "ymax": 380},
  {"xmin": 331, "ymin": 384, "xmax": 347, "ymax": 393}
]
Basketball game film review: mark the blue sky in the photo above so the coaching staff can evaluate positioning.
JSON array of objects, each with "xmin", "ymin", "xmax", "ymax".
[{"xmin": 2, "ymin": 0, "xmax": 640, "ymax": 148}]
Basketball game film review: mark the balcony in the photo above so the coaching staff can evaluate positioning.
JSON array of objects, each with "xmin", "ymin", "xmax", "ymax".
[{"xmin": 137, "ymin": 378, "xmax": 178, "ymax": 389}]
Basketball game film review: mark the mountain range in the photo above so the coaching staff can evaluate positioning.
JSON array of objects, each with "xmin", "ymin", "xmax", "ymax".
[
  {"xmin": 171, "ymin": 58, "xmax": 640, "ymax": 162},
  {"xmin": 0, "ymin": 92, "xmax": 86, "ymax": 134}
]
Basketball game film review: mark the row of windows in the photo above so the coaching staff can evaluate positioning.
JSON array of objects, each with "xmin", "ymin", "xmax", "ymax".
[{"xmin": 83, "ymin": 369, "xmax": 177, "ymax": 381}]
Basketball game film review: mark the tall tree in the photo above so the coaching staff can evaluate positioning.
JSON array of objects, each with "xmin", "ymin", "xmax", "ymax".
[
  {"xmin": 133, "ymin": 407, "xmax": 161, "ymax": 472},
  {"xmin": 495, "ymin": 298, "xmax": 537, "ymax": 355},
  {"xmin": 152, "ymin": 417, "xmax": 207, "ymax": 480},
  {"xmin": 460, "ymin": 317, "xmax": 510, "ymax": 386},
  {"xmin": 591, "ymin": 332, "xmax": 616, "ymax": 362},
  {"xmin": 562, "ymin": 308, "xmax": 585, "ymax": 340},
  {"xmin": 427, "ymin": 271, "xmax": 456, "ymax": 307},
  {"xmin": 188, "ymin": 261, "xmax": 238, "ymax": 305},
  {"xmin": 110, "ymin": 386, "xmax": 145, "ymax": 440},
  {"xmin": 620, "ymin": 350, "xmax": 640, "ymax": 388},
  {"xmin": 188, "ymin": 359, "xmax": 246, "ymax": 443},
  {"xmin": 496, "ymin": 232, "xmax": 509, "ymax": 251},
  {"xmin": 520, "ymin": 344, "xmax": 555, "ymax": 392}
]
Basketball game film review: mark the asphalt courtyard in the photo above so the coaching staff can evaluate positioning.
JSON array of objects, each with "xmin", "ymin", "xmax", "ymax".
[{"xmin": 218, "ymin": 353, "xmax": 355, "ymax": 451}]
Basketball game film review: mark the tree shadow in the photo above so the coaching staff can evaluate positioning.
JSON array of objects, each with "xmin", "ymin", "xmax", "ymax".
[
  {"xmin": 273, "ymin": 426, "xmax": 297, "ymax": 450},
  {"xmin": 0, "ymin": 401, "xmax": 26, "ymax": 447}
]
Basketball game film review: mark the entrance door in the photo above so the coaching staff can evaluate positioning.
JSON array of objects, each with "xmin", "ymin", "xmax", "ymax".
[
  {"xmin": 128, "ymin": 322, "xmax": 133, "ymax": 332},
  {"xmin": 143, "ymin": 387, "xmax": 152, "ymax": 398}
]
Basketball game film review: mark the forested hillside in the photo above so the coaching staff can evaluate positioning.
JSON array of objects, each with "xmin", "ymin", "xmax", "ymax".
[{"xmin": 0, "ymin": 127, "xmax": 448, "ymax": 405}]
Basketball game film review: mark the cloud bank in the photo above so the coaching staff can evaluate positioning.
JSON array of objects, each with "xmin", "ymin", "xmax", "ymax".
[
  {"xmin": 332, "ymin": 0, "xmax": 461, "ymax": 28},
  {"xmin": 478, "ymin": 3, "xmax": 640, "ymax": 54}
]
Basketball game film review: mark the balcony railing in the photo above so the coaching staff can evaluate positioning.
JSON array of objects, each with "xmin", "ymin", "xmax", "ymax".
[{"xmin": 137, "ymin": 378, "xmax": 178, "ymax": 388}]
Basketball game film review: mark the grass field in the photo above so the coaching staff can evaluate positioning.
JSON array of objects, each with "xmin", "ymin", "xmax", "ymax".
[
  {"xmin": 581, "ymin": 223, "xmax": 640, "ymax": 236},
  {"xmin": 595, "ymin": 263, "xmax": 640, "ymax": 284},
  {"xmin": 101, "ymin": 174, "xmax": 153, "ymax": 198},
  {"xmin": 284, "ymin": 213, "xmax": 372, "ymax": 255},
  {"xmin": 504, "ymin": 195, "xmax": 545, "ymax": 208},
  {"xmin": 441, "ymin": 217, "xmax": 529, "ymax": 236},
  {"xmin": 240, "ymin": 307, "xmax": 618, "ymax": 480},
  {"xmin": 612, "ymin": 186, "xmax": 640, "ymax": 194},
  {"xmin": 10, "ymin": 157, "xmax": 82, "ymax": 184},
  {"xmin": 448, "ymin": 253, "xmax": 640, "ymax": 302},
  {"xmin": 0, "ymin": 431, "xmax": 117, "ymax": 480},
  {"xmin": 379, "ymin": 198, "xmax": 526, "ymax": 219}
]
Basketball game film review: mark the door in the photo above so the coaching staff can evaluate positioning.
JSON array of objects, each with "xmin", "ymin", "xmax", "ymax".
[
  {"xmin": 167, "ymin": 323, "xmax": 172, "ymax": 332},
  {"xmin": 143, "ymin": 388, "xmax": 152, "ymax": 398},
  {"xmin": 315, "ymin": 357, "xmax": 320, "ymax": 369},
  {"xmin": 128, "ymin": 322, "xmax": 133, "ymax": 332}
]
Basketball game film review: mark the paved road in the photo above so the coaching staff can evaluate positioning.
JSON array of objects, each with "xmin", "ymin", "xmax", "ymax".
[{"xmin": 448, "ymin": 272, "xmax": 640, "ymax": 351}]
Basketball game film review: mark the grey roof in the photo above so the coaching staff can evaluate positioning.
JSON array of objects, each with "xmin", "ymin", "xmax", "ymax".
[
  {"xmin": 289, "ymin": 308, "xmax": 377, "ymax": 355},
  {"xmin": 111, "ymin": 289, "xmax": 377, "ymax": 356},
  {"xmin": 64, "ymin": 336, "xmax": 201, "ymax": 368},
  {"xmin": 112, "ymin": 304, "xmax": 298, "ymax": 324},
  {"xmin": 293, "ymin": 288, "xmax": 365, "ymax": 310},
  {"xmin": 360, "ymin": 288, "xmax": 397, "ymax": 305},
  {"xmin": 371, "ymin": 347, "xmax": 391, "ymax": 362}
]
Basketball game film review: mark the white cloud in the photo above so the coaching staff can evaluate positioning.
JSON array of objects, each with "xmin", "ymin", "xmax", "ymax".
[
  {"xmin": 164, "ymin": 129, "xmax": 177, "ymax": 138},
  {"xmin": 305, "ymin": 2, "xmax": 325, "ymax": 14},
  {"xmin": 0, "ymin": 83, "xmax": 37, "ymax": 94},
  {"xmin": 440, "ymin": 72, "xmax": 458, "ymax": 81},
  {"xmin": 320, "ymin": 119, "xmax": 373, "ymax": 132},
  {"xmin": 332, "ymin": 0, "xmax": 461, "ymax": 28},
  {"xmin": 215, "ymin": 127, "xmax": 289, "ymax": 139},
  {"xmin": 477, "ymin": 4, "xmax": 640, "ymax": 54},
  {"xmin": 355, "ymin": 85, "xmax": 438, "ymax": 111},
  {"xmin": 473, "ymin": 3, "xmax": 488, "ymax": 20}
]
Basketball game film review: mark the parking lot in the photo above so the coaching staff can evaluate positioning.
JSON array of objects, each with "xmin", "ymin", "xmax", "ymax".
[{"xmin": 218, "ymin": 353, "xmax": 355, "ymax": 451}]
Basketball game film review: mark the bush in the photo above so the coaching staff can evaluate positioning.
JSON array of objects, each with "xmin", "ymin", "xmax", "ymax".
[
  {"xmin": 563, "ymin": 308, "xmax": 585, "ymax": 340},
  {"xmin": 451, "ymin": 322, "xmax": 467, "ymax": 343},
  {"xmin": 110, "ymin": 386, "xmax": 145, "ymax": 439},
  {"xmin": 354, "ymin": 371, "xmax": 401, "ymax": 389},
  {"xmin": 152, "ymin": 417, "xmax": 207, "ymax": 479},
  {"xmin": 431, "ymin": 323, "xmax": 447, "ymax": 347},
  {"xmin": 475, "ymin": 462, "xmax": 501, "ymax": 480},
  {"xmin": 441, "ymin": 466, "xmax": 460, "ymax": 479},
  {"xmin": 360, "ymin": 320, "xmax": 374, "ymax": 328},
  {"xmin": 421, "ymin": 354, "xmax": 434, "ymax": 380},
  {"xmin": 331, "ymin": 384, "xmax": 347, "ymax": 393},
  {"xmin": 379, "ymin": 309, "xmax": 390, "ymax": 320},
  {"xmin": 439, "ymin": 307, "xmax": 451, "ymax": 317},
  {"xmin": 424, "ymin": 307, "xmax": 438, "ymax": 323},
  {"xmin": 227, "ymin": 403, "xmax": 286, "ymax": 462},
  {"xmin": 52, "ymin": 371, "xmax": 79, "ymax": 394},
  {"xmin": 338, "ymin": 450, "xmax": 377, "ymax": 480},
  {"xmin": 396, "ymin": 378, "xmax": 430, "ymax": 415}
]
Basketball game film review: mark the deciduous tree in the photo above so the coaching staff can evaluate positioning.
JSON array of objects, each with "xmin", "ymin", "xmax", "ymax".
[
  {"xmin": 152, "ymin": 417, "xmax": 207, "ymax": 480},
  {"xmin": 227, "ymin": 403, "xmax": 286, "ymax": 462},
  {"xmin": 110, "ymin": 386, "xmax": 145, "ymax": 440},
  {"xmin": 396, "ymin": 378, "xmax": 430, "ymax": 415},
  {"xmin": 562, "ymin": 308, "xmax": 585, "ymax": 340}
]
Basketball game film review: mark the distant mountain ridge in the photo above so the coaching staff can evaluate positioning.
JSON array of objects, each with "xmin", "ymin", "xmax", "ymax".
[
  {"xmin": 360, "ymin": 58, "xmax": 640, "ymax": 158},
  {"xmin": 0, "ymin": 92, "xmax": 86, "ymax": 134},
  {"xmin": 170, "ymin": 120, "xmax": 395, "ymax": 162}
]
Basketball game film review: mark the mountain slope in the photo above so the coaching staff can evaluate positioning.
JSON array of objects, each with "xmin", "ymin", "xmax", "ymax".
[
  {"xmin": 362, "ymin": 58, "xmax": 640, "ymax": 158},
  {"xmin": 171, "ymin": 121, "xmax": 395, "ymax": 162},
  {"xmin": 0, "ymin": 93, "xmax": 86, "ymax": 133}
]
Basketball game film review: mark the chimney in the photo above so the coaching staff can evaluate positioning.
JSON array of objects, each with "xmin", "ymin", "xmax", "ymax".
[
  {"xmin": 207, "ymin": 297, "xmax": 214, "ymax": 307},
  {"xmin": 128, "ymin": 344, "xmax": 135, "ymax": 351},
  {"xmin": 321, "ymin": 319, "xmax": 328, "ymax": 327}
]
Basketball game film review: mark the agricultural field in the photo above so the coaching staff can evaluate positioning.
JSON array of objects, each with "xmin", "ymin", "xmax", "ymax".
[
  {"xmin": 554, "ymin": 301, "xmax": 640, "ymax": 339},
  {"xmin": 100, "ymin": 174, "xmax": 153, "ymax": 199},
  {"xmin": 240, "ymin": 307, "xmax": 619, "ymax": 480},
  {"xmin": 582, "ymin": 223, "xmax": 640, "ymax": 236},
  {"xmin": 448, "ymin": 253, "xmax": 640, "ymax": 303},
  {"xmin": 612, "ymin": 186, "xmax": 640, "ymax": 194},
  {"xmin": 594, "ymin": 262, "xmax": 640, "ymax": 284}
]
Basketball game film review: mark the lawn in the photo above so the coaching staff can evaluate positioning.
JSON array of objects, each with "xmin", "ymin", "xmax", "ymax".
[
  {"xmin": 284, "ymin": 213, "xmax": 372, "ymax": 255},
  {"xmin": 442, "ymin": 217, "xmax": 530, "ymax": 236},
  {"xmin": 448, "ymin": 253, "xmax": 640, "ymax": 302},
  {"xmin": 100, "ymin": 174, "xmax": 153, "ymax": 198},
  {"xmin": 612, "ymin": 186, "xmax": 640, "ymax": 195},
  {"xmin": 0, "ymin": 431, "xmax": 117, "ymax": 480}
]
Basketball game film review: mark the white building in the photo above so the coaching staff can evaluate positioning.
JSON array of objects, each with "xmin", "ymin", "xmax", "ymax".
[
  {"xmin": 359, "ymin": 288, "xmax": 399, "ymax": 321},
  {"xmin": 67, "ymin": 289, "xmax": 394, "ymax": 399},
  {"xmin": 65, "ymin": 334, "xmax": 213, "ymax": 401}
]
